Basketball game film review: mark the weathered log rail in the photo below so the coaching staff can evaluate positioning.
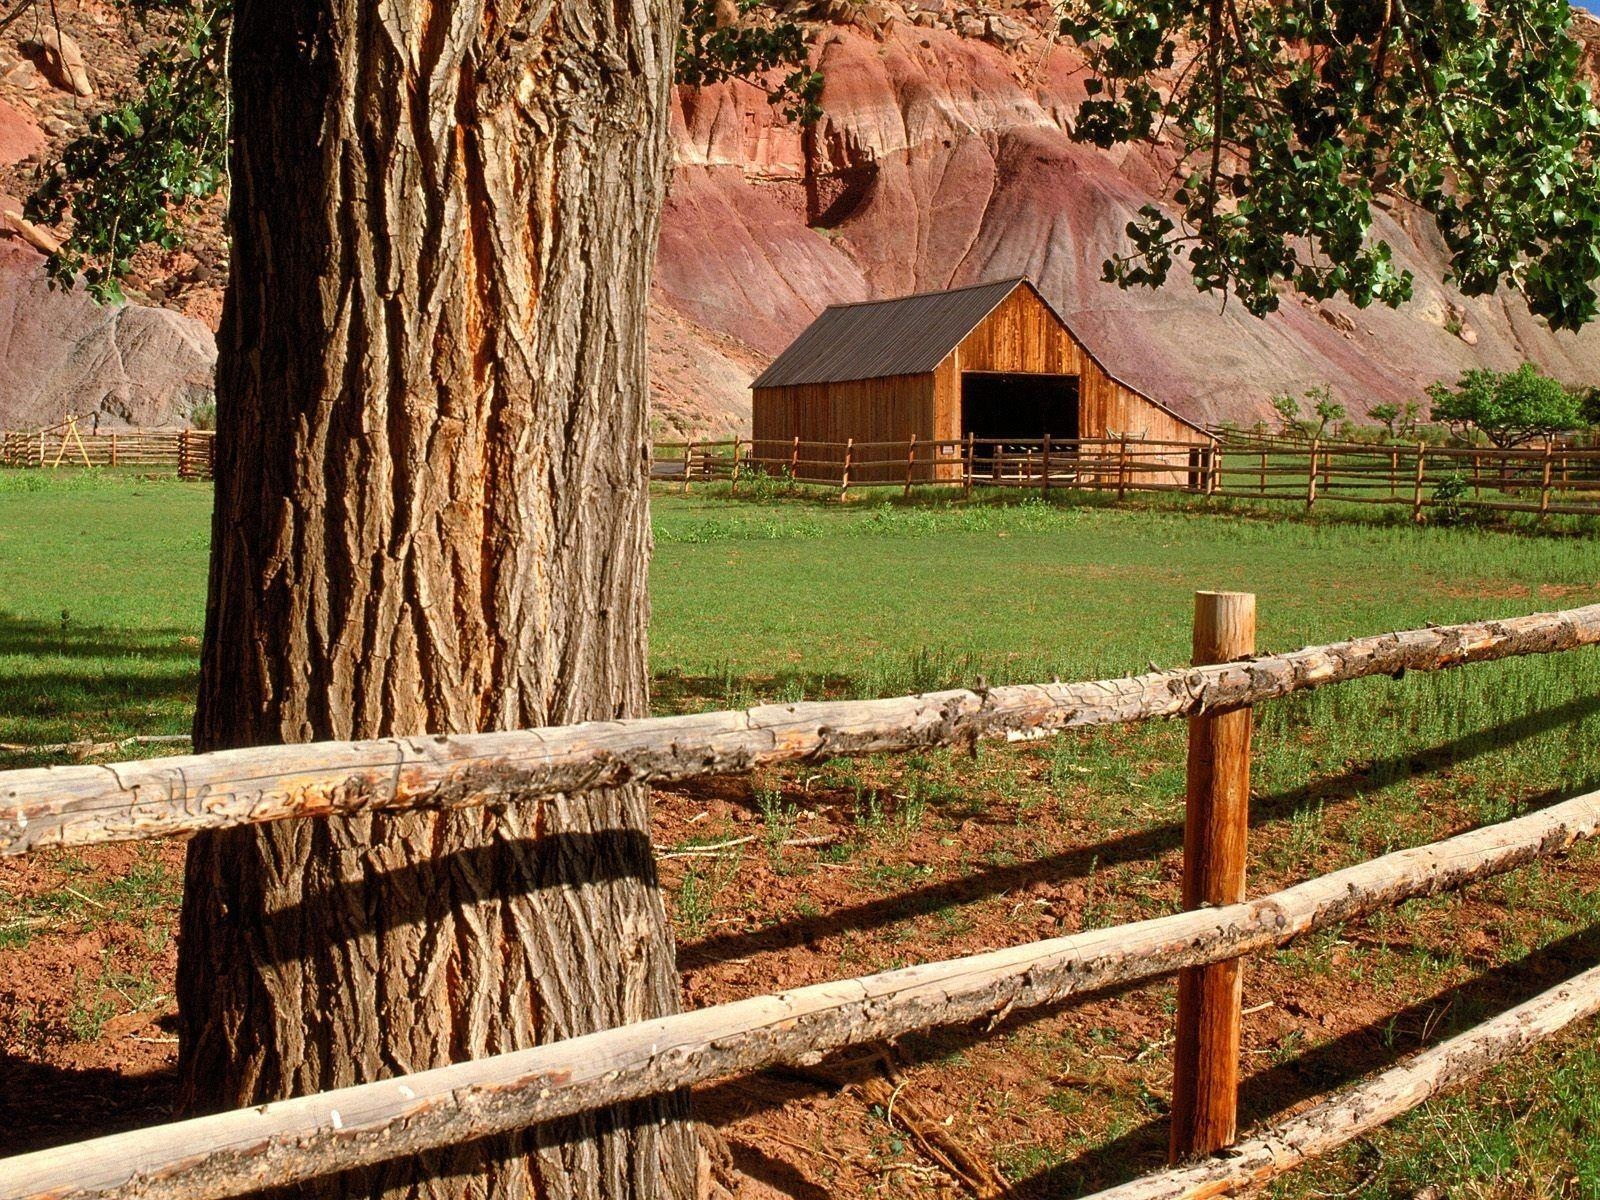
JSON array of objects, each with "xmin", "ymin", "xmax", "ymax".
[
  {"xmin": 1084, "ymin": 959, "xmax": 1600, "ymax": 1200},
  {"xmin": 4, "ymin": 599, "xmax": 1600, "ymax": 1199},
  {"xmin": 3, "ymin": 785, "xmax": 1597, "ymax": 1200},
  {"xmin": 5, "ymin": 603, "xmax": 1599, "ymax": 856}
]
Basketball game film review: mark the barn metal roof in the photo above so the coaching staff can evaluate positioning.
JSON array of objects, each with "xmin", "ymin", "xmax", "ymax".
[{"xmin": 750, "ymin": 277, "xmax": 1028, "ymax": 388}]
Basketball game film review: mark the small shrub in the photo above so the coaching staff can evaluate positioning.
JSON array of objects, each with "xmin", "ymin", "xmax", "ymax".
[{"xmin": 1430, "ymin": 471, "xmax": 1471, "ymax": 526}]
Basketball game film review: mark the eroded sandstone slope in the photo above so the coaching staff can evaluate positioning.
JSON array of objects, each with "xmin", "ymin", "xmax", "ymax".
[{"xmin": 3, "ymin": 2, "xmax": 1598, "ymax": 433}]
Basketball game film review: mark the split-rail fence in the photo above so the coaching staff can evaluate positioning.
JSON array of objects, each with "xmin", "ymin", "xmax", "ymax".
[
  {"xmin": 2, "ymin": 600, "xmax": 1600, "ymax": 1199},
  {"xmin": 653, "ymin": 433, "xmax": 1600, "ymax": 520},
  {"xmin": 0, "ymin": 426, "xmax": 216, "ymax": 478},
  {"xmin": 12, "ymin": 428, "xmax": 1596, "ymax": 521}
]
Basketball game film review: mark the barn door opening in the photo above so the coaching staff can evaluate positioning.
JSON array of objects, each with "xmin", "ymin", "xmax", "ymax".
[{"xmin": 961, "ymin": 371, "xmax": 1080, "ymax": 474}]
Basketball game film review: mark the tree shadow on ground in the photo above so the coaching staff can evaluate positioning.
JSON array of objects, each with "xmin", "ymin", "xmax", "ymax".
[
  {"xmin": 1007, "ymin": 922, "xmax": 1600, "ymax": 1196},
  {"xmin": 678, "ymin": 692, "xmax": 1600, "ymax": 970},
  {"xmin": 0, "ymin": 611, "xmax": 199, "ymax": 767},
  {"xmin": 0, "ymin": 612, "xmax": 199, "ymax": 664},
  {"xmin": 0, "ymin": 1058, "xmax": 179, "ymax": 1156}
]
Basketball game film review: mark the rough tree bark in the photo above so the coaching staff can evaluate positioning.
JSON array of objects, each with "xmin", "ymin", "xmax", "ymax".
[{"xmin": 176, "ymin": 2, "xmax": 696, "ymax": 1198}]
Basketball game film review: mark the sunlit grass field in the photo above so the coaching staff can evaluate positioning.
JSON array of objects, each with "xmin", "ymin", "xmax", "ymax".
[{"xmin": 3, "ymin": 467, "xmax": 1600, "ymax": 1196}]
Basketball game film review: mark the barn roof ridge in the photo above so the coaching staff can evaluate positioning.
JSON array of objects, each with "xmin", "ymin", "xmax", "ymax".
[
  {"xmin": 816, "ymin": 275, "xmax": 1033, "ymax": 312},
  {"xmin": 750, "ymin": 276, "xmax": 1030, "ymax": 389}
]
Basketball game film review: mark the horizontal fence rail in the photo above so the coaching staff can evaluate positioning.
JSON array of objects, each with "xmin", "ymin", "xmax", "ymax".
[
  {"xmin": 1088, "ymin": 961, "xmax": 1600, "ymax": 1199},
  {"xmin": 22, "ymin": 428, "xmax": 1595, "ymax": 519},
  {"xmin": 6, "ymin": 604, "xmax": 1600, "ymax": 855},
  {"xmin": 1215, "ymin": 431, "xmax": 1600, "ymax": 520},
  {"xmin": 4, "ymin": 786, "xmax": 1597, "ymax": 1200}
]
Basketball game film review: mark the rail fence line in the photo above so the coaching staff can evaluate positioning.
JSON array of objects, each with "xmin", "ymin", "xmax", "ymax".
[
  {"xmin": 651, "ymin": 433, "xmax": 1600, "ymax": 519},
  {"xmin": 2, "ymin": 600, "xmax": 1599, "ymax": 1199},
  {"xmin": 0, "ymin": 427, "xmax": 215, "ymax": 478},
  {"xmin": 12, "ymin": 427, "xmax": 1594, "ymax": 520},
  {"xmin": 8, "ymin": 603, "xmax": 1597, "ymax": 855},
  {"xmin": 5, "ymin": 787, "xmax": 1597, "ymax": 1200}
]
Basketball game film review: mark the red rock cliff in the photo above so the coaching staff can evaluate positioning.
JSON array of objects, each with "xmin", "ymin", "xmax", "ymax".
[{"xmin": 653, "ymin": 5, "xmax": 1600, "ymax": 434}]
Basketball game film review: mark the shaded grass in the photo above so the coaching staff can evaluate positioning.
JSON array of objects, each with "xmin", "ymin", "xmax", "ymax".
[{"xmin": 0, "ymin": 470, "xmax": 209, "ymax": 762}]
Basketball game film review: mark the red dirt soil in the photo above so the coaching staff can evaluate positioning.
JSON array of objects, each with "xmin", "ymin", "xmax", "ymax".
[{"xmin": 4, "ymin": 724, "xmax": 1596, "ymax": 1197}]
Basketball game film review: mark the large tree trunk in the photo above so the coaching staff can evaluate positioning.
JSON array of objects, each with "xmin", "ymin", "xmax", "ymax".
[{"xmin": 176, "ymin": 2, "xmax": 697, "ymax": 1198}]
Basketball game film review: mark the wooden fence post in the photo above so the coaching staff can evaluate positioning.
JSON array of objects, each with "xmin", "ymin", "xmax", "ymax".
[
  {"xmin": 1170, "ymin": 590, "xmax": 1256, "ymax": 1163},
  {"xmin": 730, "ymin": 437, "xmax": 742, "ymax": 495},
  {"xmin": 1412, "ymin": 442, "xmax": 1427, "ymax": 523},
  {"xmin": 1305, "ymin": 438, "xmax": 1320, "ymax": 511},
  {"xmin": 110, "ymin": 431, "xmax": 119, "ymax": 468},
  {"xmin": 1117, "ymin": 434, "xmax": 1129, "ymax": 502},
  {"xmin": 904, "ymin": 433, "xmax": 917, "ymax": 497},
  {"xmin": 1540, "ymin": 441, "xmax": 1554, "ymax": 521},
  {"xmin": 789, "ymin": 436, "xmax": 800, "ymax": 480},
  {"xmin": 682, "ymin": 439, "xmax": 696, "ymax": 495},
  {"xmin": 1041, "ymin": 433, "xmax": 1052, "ymax": 498},
  {"xmin": 1390, "ymin": 448, "xmax": 1399, "ymax": 500},
  {"xmin": 963, "ymin": 432, "xmax": 974, "ymax": 499},
  {"xmin": 1258, "ymin": 450, "xmax": 1267, "ymax": 498},
  {"xmin": 178, "ymin": 430, "xmax": 191, "ymax": 480},
  {"xmin": 841, "ymin": 437, "xmax": 853, "ymax": 502}
]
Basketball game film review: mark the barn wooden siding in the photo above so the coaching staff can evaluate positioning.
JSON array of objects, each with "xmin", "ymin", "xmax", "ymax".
[
  {"xmin": 751, "ymin": 373, "xmax": 935, "ymax": 482},
  {"xmin": 752, "ymin": 280, "xmax": 1211, "ymax": 484}
]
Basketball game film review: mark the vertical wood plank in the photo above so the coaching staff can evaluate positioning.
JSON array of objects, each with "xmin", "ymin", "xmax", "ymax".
[
  {"xmin": 1413, "ymin": 442, "xmax": 1427, "ymax": 523},
  {"xmin": 1170, "ymin": 590, "xmax": 1256, "ymax": 1162},
  {"xmin": 1541, "ymin": 440, "xmax": 1553, "ymax": 521}
]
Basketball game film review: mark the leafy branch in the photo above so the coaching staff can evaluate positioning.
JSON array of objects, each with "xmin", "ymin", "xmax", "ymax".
[
  {"xmin": 25, "ymin": 0, "xmax": 228, "ymax": 304},
  {"xmin": 677, "ymin": 0, "xmax": 822, "ymax": 124},
  {"xmin": 1059, "ymin": 0, "xmax": 1600, "ymax": 330}
]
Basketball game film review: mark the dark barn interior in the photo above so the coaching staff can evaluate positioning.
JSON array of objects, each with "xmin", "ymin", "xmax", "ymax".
[{"xmin": 961, "ymin": 371, "xmax": 1080, "ymax": 445}]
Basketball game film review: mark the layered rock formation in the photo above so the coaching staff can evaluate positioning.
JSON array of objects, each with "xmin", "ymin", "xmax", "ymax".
[
  {"xmin": 2, "ymin": 2, "xmax": 1598, "ymax": 433},
  {"xmin": 0, "ymin": 242, "xmax": 216, "ymax": 429},
  {"xmin": 655, "ymin": 4, "xmax": 1600, "ymax": 431}
]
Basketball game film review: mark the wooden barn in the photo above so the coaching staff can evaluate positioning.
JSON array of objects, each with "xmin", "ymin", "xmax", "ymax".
[{"xmin": 750, "ymin": 277, "xmax": 1214, "ymax": 484}]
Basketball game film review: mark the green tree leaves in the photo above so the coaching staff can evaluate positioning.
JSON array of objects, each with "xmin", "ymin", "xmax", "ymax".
[
  {"xmin": 1427, "ymin": 363, "xmax": 1588, "ymax": 446},
  {"xmin": 24, "ymin": 1, "xmax": 227, "ymax": 305},
  {"xmin": 677, "ymin": 0, "xmax": 821, "ymax": 124},
  {"xmin": 1060, "ymin": 0, "xmax": 1600, "ymax": 329}
]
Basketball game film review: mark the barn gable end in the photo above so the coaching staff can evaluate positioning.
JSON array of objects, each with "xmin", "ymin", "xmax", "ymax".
[{"xmin": 752, "ymin": 277, "xmax": 1212, "ymax": 483}]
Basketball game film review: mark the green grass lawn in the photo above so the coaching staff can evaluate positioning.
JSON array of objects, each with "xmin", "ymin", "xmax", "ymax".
[
  {"xmin": 5, "ymin": 469, "xmax": 1600, "ymax": 748},
  {"xmin": 4, "ymin": 469, "xmax": 1600, "ymax": 1197}
]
